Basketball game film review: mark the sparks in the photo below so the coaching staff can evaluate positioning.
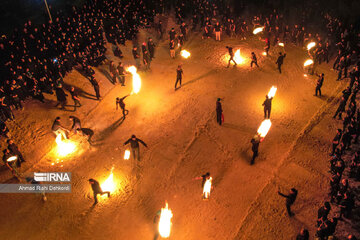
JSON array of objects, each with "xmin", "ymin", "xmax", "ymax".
[
  {"xmin": 257, "ymin": 119, "xmax": 272, "ymax": 138},
  {"xmin": 203, "ymin": 176, "xmax": 213, "ymax": 199},
  {"xmin": 101, "ymin": 167, "xmax": 116, "ymax": 193},
  {"xmin": 253, "ymin": 27, "xmax": 264, "ymax": 35},
  {"xmin": 124, "ymin": 150, "xmax": 130, "ymax": 160},
  {"xmin": 55, "ymin": 133, "xmax": 76, "ymax": 157},
  {"xmin": 307, "ymin": 42, "xmax": 316, "ymax": 51},
  {"xmin": 180, "ymin": 50, "xmax": 191, "ymax": 59},
  {"xmin": 304, "ymin": 59, "xmax": 314, "ymax": 67},
  {"xmin": 158, "ymin": 202, "xmax": 173, "ymax": 238},
  {"xmin": 267, "ymin": 86, "xmax": 277, "ymax": 98},
  {"xmin": 126, "ymin": 66, "xmax": 141, "ymax": 94}
]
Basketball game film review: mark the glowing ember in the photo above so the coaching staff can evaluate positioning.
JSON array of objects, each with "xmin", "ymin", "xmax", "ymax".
[
  {"xmin": 253, "ymin": 27, "xmax": 264, "ymax": 35},
  {"xmin": 257, "ymin": 119, "xmax": 272, "ymax": 138},
  {"xmin": 126, "ymin": 66, "xmax": 141, "ymax": 94},
  {"xmin": 203, "ymin": 177, "xmax": 213, "ymax": 199},
  {"xmin": 262, "ymin": 52, "xmax": 267, "ymax": 56},
  {"xmin": 304, "ymin": 59, "xmax": 314, "ymax": 67},
  {"xmin": 180, "ymin": 50, "xmax": 191, "ymax": 59},
  {"xmin": 307, "ymin": 42, "xmax": 316, "ymax": 50},
  {"xmin": 304, "ymin": 74, "xmax": 308, "ymax": 77},
  {"xmin": 278, "ymin": 42, "xmax": 284, "ymax": 47},
  {"xmin": 267, "ymin": 86, "xmax": 277, "ymax": 98},
  {"xmin": 7, "ymin": 156, "xmax": 17, "ymax": 162},
  {"xmin": 55, "ymin": 134, "xmax": 76, "ymax": 157},
  {"xmin": 101, "ymin": 167, "xmax": 115, "ymax": 193},
  {"xmin": 234, "ymin": 49, "xmax": 245, "ymax": 64},
  {"xmin": 124, "ymin": 150, "xmax": 130, "ymax": 160},
  {"xmin": 158, "ymin": 202, "xmax": 173, "ymax": 238}
]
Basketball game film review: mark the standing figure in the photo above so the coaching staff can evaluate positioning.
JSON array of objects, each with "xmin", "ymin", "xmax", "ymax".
[
  {"xmin": 278, "ymin": 188, "xmax": 298, "ymax": 216},
  {"xmin": 70, "ymin": 87, "xmax": 81, "ymax": 110},
  {"xmin": 216, "ymin": 98, "xmax": 223, "ymax": 125},
  {"xmin": 116, "ymin": 95, "xmax": 129, "ymax": 118},
  {"xmin": 226, "ymin": 46, "xmax": 237, "ymax": 68},
  {"xmin": 250, "ymin": 134, "xmax": 263, "ymax": 165},
  {"xmin": 169, "ymin": 40, "xmax": 175, "ymax": 59},
  {"xmin": 117, "ymin": 62, "xmax": 126, "ymax": 86},
  {"xmin": 69, "ymin": 116, "xmax": 81, "ymax": 134},
  {"xmin": 132, "ymin": 46, "xmax": 140, "ymax": 69},
  {"xmin": 88, "ymin": 178, "xmax": 110, "ymax": 205},
  {"xmin": 251, "ymin": 52, "xmax": 259, "ymax": 68},
  {"xmin": 276, "ymin": 52, "xmax": 286, "ymax": 73},
  {"xmin": 315, "ymin": 73, "xmax": 324, "ymax": 97},
  {"xmin": 262, "ymin": 95, "xmax": 273, "ymax": 119},
  {"xmin": 55, "ymin": 84, "xmax": 68, "ymax": 109},
  {"xmin": 148, "ymin": 38, "xmax": 155, "ymax": 60},
  {"xmin": 175, "ymin": 65, "xmax": 183, "ymax": 90},
  {"xmin": 214, "ymin": 22, "xmax": 221, "ymax": 41},
  {"xmin": 124, "ymin": 135, "xmax": 147, "ymax": 162}
]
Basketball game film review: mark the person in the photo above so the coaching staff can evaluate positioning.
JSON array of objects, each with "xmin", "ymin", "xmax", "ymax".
[
  {"xmin": 296, "ymin": 228, "xmax": 309, "ymax": 240},
  {"xmin": 251, "ymin": 52, "xmax": 259, "ymax": 68},
  {"xmin": 117, "ymin": 62, "xmax": 126, "ymax": 86},
  {"xmin": 175, "ymin": 65, "xmax": 183, "ymax": 90},
  {"xmin": 214, "ymin": 22, "xmax": 221, "ymax": 41},
  {"xmin": 70, "ymin": 87, "xmax": 81, "ymax": 109},
  {"xmin": 157, "ymin": 20, "xmax": 163, "ymax": 39},
  {"xmin": 194, "ymin": 172, "xmax": 212, "ymax": 199},
  {"xmin": 88, "ymin": 178, "xmax": 110, "ymax": 205},
  {"xmin": 315, "ymin": 73, "xmax": 324, "ymax": 97},
  {"xmin": 168, "ymin": 28, "xmax": 176, "ymax": 41},
  {"xmin": 109, "ymin": 61, "xmax": 117, "ymax": 84},
  {"xmin": 148, "ymin": 38, "xmax": 155, "ymax": 60},
  {"xmin": 333, "ymin": 97, "xmax": 346, "ymax": 119},
  {"xmin": 55, "ymin": 84, "xmax": 68, "ymax": 109},
  {"xmin": 7, "ymin": 139, "xmax": 25, "ymax": 163},
  {"xmin": 330, "ymin": 129, "xmax": 342, "ymax": 156},
  {"xmin": 153, "ymin": 209, "xmax": 161, "ymax": 240},
  {"xmin": 216, "ymin": 98, "xmax": 223, "ymax": 125},
  {"xmin": 116, "ymin": 95, "xmax": 129, "ymax": 118},
  {"xmin": 143, "ymin": 50, "xmax": 151, "ymax": 70},
  {"xmin": 90, "ymin": 78, "xmax": 101, "ymax": 100},
  {"xmin": 69, "ymin": 116, "xmax": 81, "ymax": 134},
  {"xmin": 169, "ymin": 40, "xmax": 175, "ymax": 59},
  {"xmin": 132, "ymin": 46, "xmax": 140, "ymax": 69},
  {"xmin": 51, "ymin": 117, "xmax": 69, "ymax": 139},
  {"xmin": 78, "ymin": 128, "xmax": 94, "ymax": 145},
  {"xmin": 124, "ymin": 135, "xmax": 147, "ymax": 162},
  {"xmin": 264, "ymin": 37, "xmax": 270, "ymax": 56},
  {"xmin": 276, "ymin": 52, "xmax": 286, "ymax": 74},
  {"xmin": 226, "ymin": 46, "xmax": 237, "ymax": 68},
  {"xmin": 3, "ymin": 148, "xmax": 21, "ymax": 179},
  {"xmin": 262, "ymin": 95, "xmax": 273, "ymax": 119},
  {"xmin": 278, "ymin": 188, "xmax": 298, "ymax": 216},
  {"xmin": 250, "ymin": 134, "xmax": 263, "ymax": 165},
  {"xmin": 318, "ymin": 202, "xmax": 331, "ymax": 220},
  {"xmin": 180, "ymin": 22, "xmax": 187, "ymax": 41}
]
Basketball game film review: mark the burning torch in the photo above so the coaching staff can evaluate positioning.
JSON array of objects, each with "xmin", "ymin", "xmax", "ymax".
[
  {"xmin": 253, "ymin": 27, "xmax": 264, "ymax": 35},
  {"xmin": 158, "ymin": 202, "xmax": 173, "ymax": 238}
]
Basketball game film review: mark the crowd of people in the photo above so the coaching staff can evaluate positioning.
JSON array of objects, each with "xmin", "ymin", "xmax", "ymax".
[{"xmin": 0, "ymin": 0, "xmax": 359, "ymax": 238}]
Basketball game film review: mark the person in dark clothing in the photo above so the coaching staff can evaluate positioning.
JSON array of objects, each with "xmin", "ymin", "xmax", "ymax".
[
  {"xmin": 333, "ymin": 97, "xmax": 346, "ymax": 119},
  {"xmin": 70, "ymin": 87, "xmax": 81, "ymax": 109},
  {"xmin": 276, "ymin": 52, "xmax": 286, "ymax": 73},
  {"xmin": 124, "ymin": 134, "xmax": 147, "ymax": 162},
  {"xmin": 296, "ymin": 228, "xmax": 309, "ymax": 240},
  {"xmin": 69, "ymin": 116, "xmax": 81, "ymax": 134},
  {"xmin": 226, "ymin": 46, "xmax": 237, "ymax": 68},
  {"xmin": 90, "ymin": 79, "xmax": 101, "ymax": 100},
  {"xmin": 148, "ymin": 38, "xmax": 155, "ymax": 60},
  {"xmin": 175, "ymin": 65, "xmax": 183, "ymax": 90},
  {"xmin": 169, "ymin": 28, "xmax": 176, "ymax": 41},
  {"xmin": 318, "ymin": 202, "xmax": 331, "ymax": 220},
  {"xmin": 216, "ymin": 98, "xmax": 223, "ymax": 125},
  {"xmin": 251, "ymin": 52, "xmax": 259, "ymax": 68},
  {"xmin": 132, "ymin": 47, "xmax": 140, "ymax": 69},
  {"xmin": 330, "ymin": 129, "xmax": 342, "ymax": 156},
  {"xmin": 339, "ymin": 192, "xmax": 354, "ymax": 219},
  {"xmin": 250, "ymin": 134, "xmax": 262, "ymax": 165},
  {"xmin": 117, "ymin": 62, "xmax": 126, "ymax": 86},
  {"xmin": 262, "ymin": 95, "xmax": 273, "ymax": 119},
  {"xmin": 88, "ymin": 178, "xmax": 110, "ymax": 205},
  {"xmin": 7, "ymin": 139, "xmax": 25, "ymax": 163},
  {"xmin": 55, "ymin": 84, "xmax": 67, "ymax": 109},
  {"xmin": 116, "ymin": 95, "xmax": 129, "ymax": 118},
  {"xmin": 278, "ymin": 188, "xmax": 298, "ymax": 216},
  {"xmin": 315, "ymin": 73, "xmax": 324, "ymax": 97},
  {"xmin": 78, "ymin": 128, "xmax": 94, "ymax": 145}
]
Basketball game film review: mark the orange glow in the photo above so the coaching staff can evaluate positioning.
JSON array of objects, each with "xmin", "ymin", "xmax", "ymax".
[
  {"xmin": 304, "ymin": 59, "xmax": 314, "ymax": 67},
  {"xmin": 203, "ymin": 177, "xmax": 212, "ymax": 199},
  {"xmin": 126, "ymin": 66, "xmax": 141, "ymax": 94},
  {"xmin": 180, "ymin": 50, "xmax": 191, "ymax": 59},
  {"xmin": 267, "ymin": 86, "xmax": 277, "ymax": 98},
  {"xmin": 55, "ymin": 133, "xmax": 76, "ymax": 157},
  {"xmin": 257, "ymin": 120, "xmax": 272, "ymax": 138},
  {"xmin": 158, "ymin": 202, "xmax": 173, "ymax": 238},
  {"xmin": 253, "ymin": 27, "xmax": 264, "ymax": 35}
]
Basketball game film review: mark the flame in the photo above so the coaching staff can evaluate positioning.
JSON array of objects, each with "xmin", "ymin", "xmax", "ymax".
[
  {"xmin": 304, "ymin": 59, "xmax": 314, "ymax": 67},
  {"xmin": 307, "ymin": 42, "xmax": 316, "ymax": 50},
  {"xmin": 55, "ymin": 133, "xmax": 76, "ymax": 157},
  {"xmin": 126, "ymin": 66, "xmax": 141, "ymax": 94},
  {"xmin": 101, "ymin": 167, "xmax": 115, "ymax": 193},
  {"xmin": 234, "ymin": 49, "xmax": 245, "ymax": 64},
  {"xmin": 203, "ymin": 176, "xmax": 213, "ymax": 199},
  {"xmin": 7, "ymin": 156, "xmax": 17, "ymax": 162},
  {"xmin": 158, "ymin": 202, "xmax": 173, "ymax": 238},
  {"xmin": 257, "ymin": 119, "xmax": 272, "ymax": 138},
  {"xmin": 124, "ymin": 150, "xmax": 130, "ymax": 160},
  {"xmin": 262, "ymin": 52, "xmax": 267, "ymax": 56},
  {"xmin": 253, "ymin": 27, "xmax": 264, "ymax": 35},
  {"xmin": 304, "ymin": 74, "xmax": 308, "ymax": 77},
  {"xmin": 180, "ymin": 50, "xmax": 191, "ymax": 59},
  {"xmin": 278, "ymin": 42, "xmax": 284, "ymax": 47},
  {"xmin": 267, "ymin": 86, "xmax": 277, "ymax": 98}
]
